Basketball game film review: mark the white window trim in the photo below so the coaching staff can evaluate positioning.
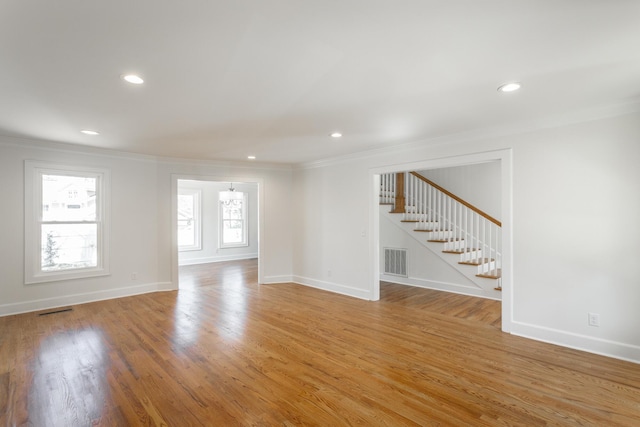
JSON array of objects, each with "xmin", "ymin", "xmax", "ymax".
[
  {"xmin": 178, "ymin": 188, "xmax": 202, "ymax": 251},
  {"xmin": 24, "ymin": 161, "xmax": 110, "ymax": 284},
  {"xmin": 219, "ymin": 191, "xmax": 248, "ymax": 248}
]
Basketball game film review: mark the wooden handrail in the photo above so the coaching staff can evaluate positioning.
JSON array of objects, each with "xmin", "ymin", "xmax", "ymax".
[{"xmin": 410, "ymin": 171, "xmax": 502, "ymax": 227}]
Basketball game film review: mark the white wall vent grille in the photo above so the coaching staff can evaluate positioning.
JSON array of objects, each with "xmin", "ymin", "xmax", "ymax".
[{"xmin": 384, "ymin": 247, "xmax": 408, "ymax": 277}]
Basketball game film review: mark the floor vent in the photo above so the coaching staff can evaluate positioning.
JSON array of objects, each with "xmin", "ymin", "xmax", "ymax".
[
  {"xmin": 38, "ymin": 307, "xmax": 73, "ymax": 316},
  {"xmin": 384, "ymin": 247, "xmax": 408, "ymax": 277}
]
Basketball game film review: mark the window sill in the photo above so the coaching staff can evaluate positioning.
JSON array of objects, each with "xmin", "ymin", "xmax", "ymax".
[{"xmin": 25, "ymin": 267, "xmax": 110, "ymax": 285}]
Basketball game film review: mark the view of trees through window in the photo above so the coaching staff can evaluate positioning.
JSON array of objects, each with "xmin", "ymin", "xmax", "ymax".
[
  {"xmin": 219, "ymin": 190, "xmax": 247, "ymax": 247},
  {"xmin": 177, "ymin": 190, "xmax": 200, "ymax": 249},
  {"xmin": 41, "ymin": 174, "xmax": 98, "ymax": 271}
]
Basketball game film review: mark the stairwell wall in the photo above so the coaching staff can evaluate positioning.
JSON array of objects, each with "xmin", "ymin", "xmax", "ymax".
[
  {"xmin": 379, "ymin": 213, "xmax": 485, "ymax": 296},
  {"xmin": 417, "ymin": 161, "xmax": 501, "ymax": 221},
  {"xmin": 292, "ymin": 110, "xmax": 640, "ymax": 363}
]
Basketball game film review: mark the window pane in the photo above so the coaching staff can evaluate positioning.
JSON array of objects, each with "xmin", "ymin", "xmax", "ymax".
[
  {"xmin": 177, "ymin": 194, "xmax": 194, "ymax": 220},
  {"xmin": 222, "ymin": 200, "xmax": 243, "ymax": 220},
  {"xmin": 41, "ymin": 223, "xmax": 97, "ymax": 271},
  {"xmin": 178, "ymin": 193, "xmax": 198, "ymax": 248},
  {"xmin": 178, "ymin": 219, "xmax": 195, "ymax": 247},
  {"xmin": 42, "ymin": 174, "xmax": 96, "ymax": 221},
  {"xmin": 223, "ymin": 220, "xmax": 243, "ymax": 244}
]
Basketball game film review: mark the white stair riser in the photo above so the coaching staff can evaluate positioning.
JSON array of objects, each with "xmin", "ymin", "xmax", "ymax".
[
  {"xmin": 477, "ymin": 261, "xmax": 497, "ymax": 273},
  {"xmin": 413, "ymin": 222, "xmax": 440, "ymax": 230},
  {"xmin": 458, "ymin": 250, "xmax": 483, "ymax": 261}
]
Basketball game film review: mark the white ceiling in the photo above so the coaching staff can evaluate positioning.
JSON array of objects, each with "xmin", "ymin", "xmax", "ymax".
[{"xmin": 1, "ymin": 1, "xmax": 639, "ymax": 164}]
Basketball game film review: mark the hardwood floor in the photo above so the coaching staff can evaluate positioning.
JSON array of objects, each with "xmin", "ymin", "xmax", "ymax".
[{"xmin": 1, "ymin": 259, "xmax": 639, "ymax": 426}]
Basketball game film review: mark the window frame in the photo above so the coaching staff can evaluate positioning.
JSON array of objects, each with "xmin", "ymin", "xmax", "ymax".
[
  {"xmin": 218, "ymin": 190, "xmax": 248, "ymax": 248},
  {"xmin": 24, "ymin": 161, "xmax": 110, "ymax": 284},
  {"xmin": 177, "ymin": 188, "xmax": 202, "ymax": 251}
]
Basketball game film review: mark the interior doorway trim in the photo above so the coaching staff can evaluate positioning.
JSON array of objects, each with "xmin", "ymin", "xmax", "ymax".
[
  {"xmin": 171, "ymin": 174, "xmax": 265, "ymax": 288},
  {"xmin": 369, "ymin": 149, "xmax": 513, "ymax": 333}
]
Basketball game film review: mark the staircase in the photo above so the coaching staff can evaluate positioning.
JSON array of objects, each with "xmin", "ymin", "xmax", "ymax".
[{"xmin": 380, "ymin": 172, "xmax": 502, "ymax": 297}]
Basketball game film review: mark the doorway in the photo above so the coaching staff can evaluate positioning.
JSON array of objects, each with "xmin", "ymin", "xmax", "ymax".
[
  {"xmin": 370, "ymin": 149, "xmax": 513, "ymax": 333},
  {"xmin": 171, "ymin": 175, "xmax": 264, "ymax": 290}
]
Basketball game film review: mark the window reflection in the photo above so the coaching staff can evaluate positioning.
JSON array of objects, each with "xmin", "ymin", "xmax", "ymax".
[{"xmin": 28, "ymin": 329, "xmax": 107, "ymax": 426}]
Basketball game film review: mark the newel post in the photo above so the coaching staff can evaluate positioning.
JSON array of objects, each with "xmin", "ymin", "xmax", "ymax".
[{"xmin": 391, "ymin": 172, "xmax": 405, "ymax": 213}]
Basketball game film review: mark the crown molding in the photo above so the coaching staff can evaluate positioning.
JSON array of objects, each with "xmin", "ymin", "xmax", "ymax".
[
  {"xmin": 0, "ymin": 133, "xmax": 292, "ymax": 171},
  {"xmin": 295, "ymin": 99, "xmax": 640, "ymax": 170}
]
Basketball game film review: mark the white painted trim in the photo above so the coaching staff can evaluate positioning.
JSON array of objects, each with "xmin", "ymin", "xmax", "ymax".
[
  {"xmin": 261, "ymin": 275, "xmax": 294, "ymax": 284},
  {"xmin": 380, "ymin": 275, "xmax": 501, "ymax": 301},
  {"xmin": 511, "ymin": 321, "xmax": 640, "ymax": 365},
  {"xmin": 370, "ymin": 174, "xmax": 381, "ymax": 301},
  {"xmin": 292, "ymin": 275, "xmax": 372, "ymax": 300},
  {"xmin": 0, "ymin": 282, "xmax": 175, "ymax": 317},
  {"xmin": 0, "ymin": 134, "xmax": 292, "ymax": 170},
  {"xmin": 178, "ymin": 253, "xmax": 258, "ymax": 266},
  {"xmin": 297, "ymin": 102, "xmax": 640, "ymax": 170},
  {"xmin": 24, "ymin": 160, "xmax": 111, "ymax": 284}
]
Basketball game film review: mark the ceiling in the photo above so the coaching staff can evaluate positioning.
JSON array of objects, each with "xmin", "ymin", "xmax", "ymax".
[{"xmin": 2, "ymin": 1, "xmax": 639, "ymax": 165}]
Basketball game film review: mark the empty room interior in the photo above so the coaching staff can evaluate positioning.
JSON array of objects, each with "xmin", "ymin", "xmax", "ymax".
[{"xmin": 1, "ymin": 1, "xmax": 640, "ymax": 425}]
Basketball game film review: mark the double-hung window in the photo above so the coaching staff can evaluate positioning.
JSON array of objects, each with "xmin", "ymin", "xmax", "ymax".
[
  {"xmin": 177, "ymin": 189, "xmax": 202, "ymax": 251},
  {"xmin": 25, "ymin": 161, "xmax": 110, "ymax": 284},
  {"xmin": 219, "ymin": 190, "xmax": 248, "ymax": 248}
]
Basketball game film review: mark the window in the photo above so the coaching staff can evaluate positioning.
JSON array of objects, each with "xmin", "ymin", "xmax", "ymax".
[
  {"xmin": 25, "ymin": 161, "xmax": 110, "ymax": 284},
  {"xmin": 177, "ymin": 189, "xmax": 202, "ymax": 251},
  {"xmin": 219, "ymin": 190, "xmax": 248, "ymax": 248}
]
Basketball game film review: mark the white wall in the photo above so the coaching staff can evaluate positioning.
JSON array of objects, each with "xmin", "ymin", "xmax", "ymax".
[
  {"xmin": 178, "ymin": 180, "xmax": 259, "ymax": 265},
  {"xmin": 292, "ymin": 111, "xmax": 640, "ymax": 363},
  {"xmin": 0, "ymin": 136, "xmax": 293, "ymax": 315},
  {"xmin": 417, "ymin": 161, "xmax": 501, "ymax": 220},
  {"xmin": 0, "ymin": 138, "xmax": 163, "ymax": 315}
]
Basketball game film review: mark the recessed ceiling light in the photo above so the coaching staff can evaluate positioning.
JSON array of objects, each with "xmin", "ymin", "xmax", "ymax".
[
  {"xmin": 80, "ymin": 129, "xmax": 99, "ymax": 135},
  {"xmin": 497, "ymin": 82, "xmax": 521, "ymax": 93},
  {"xmin": 122, "ymin": 74, "xmax": 144, "ymax": 85},
  {"xmin": 330, "ymin": 132, "xmax": 342, "ymax": 138},
  {"xmin": 247, "ymin": 155, "xmax": 256, "ymax": 160}
]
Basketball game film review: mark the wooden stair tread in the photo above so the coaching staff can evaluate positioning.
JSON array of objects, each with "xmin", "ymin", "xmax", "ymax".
[
  {"xmin": 442, "ymin": 248, "xmax": 479, "ymax": 254},
  {"xmin": 459, "ymin": 258, "xmax": 494, "ymax": 266},
  {"xmin": 427, "ymin": 238, "xmax": 463, "ymax": 243},
  {"xmin": 401, "ymin": 219, "xmax": 419, "ymax": 223},
  {"xmin": 476, "ymin": 269, "xmax": 502, "ymax": 279},
  {"xmin": 379, "ymin": 202, "xmax": 394, "ymax": 206}
]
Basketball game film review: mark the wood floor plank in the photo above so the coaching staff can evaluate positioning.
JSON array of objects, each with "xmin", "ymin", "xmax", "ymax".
[{"xmin": 1, "ymin": 258, "xmax": 639, "ymax": 426}]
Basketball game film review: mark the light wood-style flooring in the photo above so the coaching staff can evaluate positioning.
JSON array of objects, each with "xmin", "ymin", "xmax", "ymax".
[{"xmin": 1, "ymin": 259, "xmax": 639, "ymax": 426}]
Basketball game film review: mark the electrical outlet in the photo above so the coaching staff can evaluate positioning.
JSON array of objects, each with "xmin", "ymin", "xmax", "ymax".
[
  {"xmin": 131, "ymin": 272, "xmax": 137, "ymax": 280},
  {"xmin": 588, "ymin": 312, "xmax": 600, "ymax": 327},
  {"xmin": 327, "ymin": 270, "xmax": 332, "ymax": 278}
]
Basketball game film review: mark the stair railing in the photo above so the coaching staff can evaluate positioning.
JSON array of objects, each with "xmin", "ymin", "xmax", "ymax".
[
  {"xmin": 380, "ymin": 173, "xmax": 396, "ymax": 205},
  {"xmin": 380, "ymin": 171, "xmax": 501, "ymax": 276}
]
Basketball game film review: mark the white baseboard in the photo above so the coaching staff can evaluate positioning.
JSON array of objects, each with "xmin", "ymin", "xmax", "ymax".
[
  {"xmin": 292, "ymin": 275, "xmax": 372, "ymax": 300},
  {"xmin": 178, "ymin": 253, "xmax": 258, "ymax": 266},
  {"xmin": 511, "ymin": 321, "xmax": 640, "ymax": 365},
  {"xmin": 261, "ymin": 275, "xmax": 294, "ymax": 284},
  {"xmin": 0, "ymin": 281, "xmax": 175, "ymax": 317},
  {"xmin": 380, "ymin": 274, "xmax": 502, "ymax": 301}
]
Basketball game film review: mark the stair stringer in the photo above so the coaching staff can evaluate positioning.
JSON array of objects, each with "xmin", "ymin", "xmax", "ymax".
[{"xmin": 381, "ymin": 206, "xmax": 502, "ymax": 300}]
